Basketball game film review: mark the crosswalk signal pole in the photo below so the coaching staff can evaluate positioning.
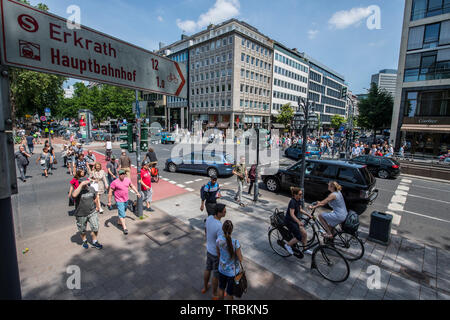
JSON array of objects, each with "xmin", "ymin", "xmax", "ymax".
[{"xmin": 135, "ymin": 91, "xmax": 143, "ymax": 218}]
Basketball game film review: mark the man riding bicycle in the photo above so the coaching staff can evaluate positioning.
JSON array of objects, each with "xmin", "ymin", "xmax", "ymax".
[{"xmin": 284, "ymin": 187, "xmax": 314, "ymax": 257}]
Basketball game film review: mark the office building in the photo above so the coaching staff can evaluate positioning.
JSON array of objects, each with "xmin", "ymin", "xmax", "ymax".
[
  {"xmin": 271, "ymin": 43, "xmax": 309, "ymax": 125},
  {"xmin": 390, "ymin": 0, "xmax": 450, "ymax": 155},
  {"xmin": 371, "ymin": 69, "xmax": 398, "ymax": 97}
]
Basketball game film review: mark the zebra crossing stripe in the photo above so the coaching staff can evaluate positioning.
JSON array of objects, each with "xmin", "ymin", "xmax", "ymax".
[{"xmin": 186, "ymin": 188, "xmax": 195, "ymax": 192}]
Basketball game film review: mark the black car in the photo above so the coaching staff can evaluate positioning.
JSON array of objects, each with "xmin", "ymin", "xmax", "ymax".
[
  {"xmin": 350, "ymin": 155, "xmax": 400, "ymax": 179},
  {"xmin": 261, "ymin": 160, "xmax": 378, "ymax": 215}
]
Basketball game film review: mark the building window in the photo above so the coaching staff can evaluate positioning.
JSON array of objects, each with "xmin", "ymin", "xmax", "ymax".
[
  {"xmin": 241, "ymin": 53, "xmax": 245, "ymax": 62},
  {"xmin": 240, "ymin": 99, "xmax": 244, "ymax": 107},
  {"xmin": 228, "ymin": 84, "xmax": 232, "ymax": 91},
  {"xmin": 423, "ymin": 23, "xmax": 441, "ymax": 49},
  {"xmin": 241, "ymin": 69, "xmax": 244, "ymax": 77},
  {"xmin": 229, "ymin": 36, "xmax": 233, "ymax": 44}
]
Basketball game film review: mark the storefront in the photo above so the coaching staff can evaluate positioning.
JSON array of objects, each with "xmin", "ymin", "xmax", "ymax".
[{"xmin": 400, "ymin": 119, "xmax": 450, "ymax": 155}]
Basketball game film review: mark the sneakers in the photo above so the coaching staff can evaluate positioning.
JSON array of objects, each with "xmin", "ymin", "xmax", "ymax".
[
  {"xmin": 123, "ymin": 229, "xmax": 129, "ymax": 235},
  {"xmin": 82, "ymin": 241, "xmax": 89, "ymax": 249},
  {"xmin": 99, "ymin": 208, "xmax": 104, "ymax": 213},
  {"xmin": 284, "ymin": 243, "xmax": 294, "ymax": 255},
  {"xmin": 304, "ymin": 249, "xmax": 313, "ymax": 255},
  {"xmin": 91, "ymin": 241, "xmax": 103, "ymax": 250}
]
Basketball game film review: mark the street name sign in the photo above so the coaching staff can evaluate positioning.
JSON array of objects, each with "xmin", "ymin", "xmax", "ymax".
[{"xmin": 0, "ymin": 0, "xmax": 187, "ymax": 98}]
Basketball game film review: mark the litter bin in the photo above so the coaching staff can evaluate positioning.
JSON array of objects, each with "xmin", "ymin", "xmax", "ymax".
[{"xmin": 368, "ymin": 211, "xmax": 393, "ymax": 246}]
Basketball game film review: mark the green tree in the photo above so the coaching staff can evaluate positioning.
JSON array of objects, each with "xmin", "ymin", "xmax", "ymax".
[
  {"xmin": 276, "ymin": 103, "xmax": 294, "ymax": 129},
  {"xmin": 9, "ymin": 1, "xmax": 66, "ymax": 124},
  {"xmin": 357, "ymin": 82, "xmax": 394, "ymax": 133},
  {"xmin": 331, "ymin": 115, "xmax": 346, "ymax": 130}
]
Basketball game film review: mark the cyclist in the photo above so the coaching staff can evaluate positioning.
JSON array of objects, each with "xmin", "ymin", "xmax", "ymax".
[
  {"xmin": 105, "ymin": 137, "xmax": 112, "ymax": 161},
  {"xmin": 309, "ymin": 181, "xmax": 348, "ymax": 240},
  {"xmin": 284, "ymin": 187, "xmax": 314, "ymax": 256}
]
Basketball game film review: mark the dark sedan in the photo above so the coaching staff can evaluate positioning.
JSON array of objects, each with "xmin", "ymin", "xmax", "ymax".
[{"xmin": 350, "ymin": 155, "xmax": 400, "ymax": 179}]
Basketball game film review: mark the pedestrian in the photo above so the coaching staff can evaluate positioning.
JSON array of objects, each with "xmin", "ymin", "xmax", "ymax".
[
  {"xmin": 76, "ymin": 153, "xmax": 89, "ymax": 174},
  {"xmin": 202, "ymin": 203, "xmax": 227, "ymax": 300},
  {"xmin": 140, "ymin": 161, "xmax": 154, "ymax": 212},
  {"xmin": 25, "ymin": 133, "xmax": 35, "ymax": 155},
  {"xmin": 69, "ymin": 169, "xmax": 85, "ymax": 206},
  {"xmin": 89, "ymin": 162, "xmax": 109, "ymax": 214},
  {"xmin": 85, "ymin": 150, "xmax": 96, "ymax": 173},
  {"xmin": 66, "ymin": 146, "xmax": 75, "ymax": 176},
  {"xmin": 44, "ymin": 141, "xmax": 56, "ymax": 171},
  {"xmin": 216, "ymin": 220, "xmax": 244, "ymax": 300},
  {"xmin": 247, "ymin": 163, "xmax": 257, "ymax": 195},
  {"xmin": 71, "ymin": 178, "xmax": 103, "ymax": 250},
  {"xmin": 232, "ymin": 157, "xmax": 247, "ymax": 206},
  {"xmin": 105, "ymin": 137, "xmax": 112, "ymax": 161},
  {"xmin": 74, "ymin": 142, "xmax": 84, "ymax": 158},
  {"xmin": 61, "ymin": 144, "xmax": 68, "ymax": 168},
  {"xmin": 15, "ymin": 145, "xmax": 31, "ymax": 182},
  {"xmin": 107, "ymin": 169, "xmax": 141, "ymax": 235},
  {"xmin": 106, "ymin": 155, "xmax": 119, "ymax": 188},
  {"xmin": 200, "ymin": 175, "xmax": 222, "ymax": 216},
  {"xmin": 36, "ymin": 146, "xmax": 51, "ymax": 178},
  {"xmin": 119, "ymin": 150, "xmax": 132, "ymax": 179}
]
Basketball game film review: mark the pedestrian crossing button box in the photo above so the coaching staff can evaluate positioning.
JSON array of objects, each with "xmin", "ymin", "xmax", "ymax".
[{"xmin": 368, "ymin": 211, "xmax": 392, "ymax": 246}]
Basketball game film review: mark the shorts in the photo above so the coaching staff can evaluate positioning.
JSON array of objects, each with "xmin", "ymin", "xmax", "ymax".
[
  {"xmin": 116, "ymin": 202, "xmax": 127, "ymax": 219},
  {"xmin": 218, "ymin": 272, "xmax": 235, "ymax": 296},
  {"xmin": 76, "ymin": 211, "xmax": 99, "ymax": 233},
  {"xmin": 205, "ymin": 202, "xmax": 217, "ymax": 216},
  {"xmin": 285, "ymin": 219, "xmax": 303, "ymax": 242},
  {"xmin": 141, "ymin": 189, "xmax": 152, "ymax": 203},
  {"xmin": 206, "ymin": 252, "xmax": 219, "ymax": 277},
  {"xmin": 322, "ymin": 211, "xmax": 346, "ymax": 228}
]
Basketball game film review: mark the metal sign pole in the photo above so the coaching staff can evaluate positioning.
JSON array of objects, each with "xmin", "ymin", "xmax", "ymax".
[
  {"xmin": 135, "ymin": 91, "xmax": 143, "ymax": 218},
  {"xmin": 0, "ymin": 65, "xmax": 21, "ymax": 299}
]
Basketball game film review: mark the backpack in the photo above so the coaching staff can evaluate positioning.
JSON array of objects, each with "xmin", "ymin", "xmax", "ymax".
[{"xmin": 342, "ymin": 210, "xmax": 360, "ymax": 234}]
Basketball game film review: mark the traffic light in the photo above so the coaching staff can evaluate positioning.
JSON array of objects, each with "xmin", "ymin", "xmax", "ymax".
[
  {"xmin": 140, "ymin": 126, "xmax": 148, "ymax": 152},
  {"xmin": 353, "ymin": 131, "xmax": 359, "ymax": 140},
  {"xmin": 341, "ymin": 87, "xmax": 347, "ymax": 99},
  {"xmin": 120, "ymin": 124, "xmax": 134, "ymax": 153}
]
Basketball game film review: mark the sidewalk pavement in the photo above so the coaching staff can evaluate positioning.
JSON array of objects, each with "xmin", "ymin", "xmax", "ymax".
[
  {"xmin": 16, "ymin": 207, "xmax": 316, "ymax": 300},
  {"xmin": 153, "ymin": 185, "xmax": 450, "ymax": 300}
]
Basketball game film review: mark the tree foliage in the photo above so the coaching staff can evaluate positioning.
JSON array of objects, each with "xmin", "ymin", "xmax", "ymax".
[
  {"xmin": 9, "ymin": 1, "xmax": 65, "ymax": 124},
  {"xmin": 330, "ymin": 115, "xmax": 346, "ymax": 130},
  {"xmin": 357, "ymin": 82, "xmax": 394, "ymax": 131},
  {"xmin": 276, "ymin": 103, "xmax": 294, "ymax": 129},
  {"xmin": 55, "ymin": 83, "xmax": 135, "ymax": 123}
]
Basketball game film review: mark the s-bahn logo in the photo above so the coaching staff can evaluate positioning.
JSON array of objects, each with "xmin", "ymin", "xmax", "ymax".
[{"xmin": 18, "ymin": 14, "xmax": 39, "ymax": 33}]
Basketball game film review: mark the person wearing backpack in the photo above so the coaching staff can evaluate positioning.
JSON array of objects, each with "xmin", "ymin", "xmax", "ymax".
[
  {"xmin": 200, "ymin": 175, "xmax": 221, "ymax": 216},
  {"xmin": 247, "ymin": 164, "xmax": 257, "ymax": 195}
]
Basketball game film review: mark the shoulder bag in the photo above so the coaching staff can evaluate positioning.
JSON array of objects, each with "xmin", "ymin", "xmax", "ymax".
[{"xmin": 233, "ymin": 240, "xmax": 247, "ymax": 298}]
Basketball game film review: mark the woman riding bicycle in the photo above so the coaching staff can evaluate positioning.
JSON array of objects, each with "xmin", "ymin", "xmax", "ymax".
[
  {"xmin": 284, "ymin": 187, "xmax": 314, "ymax": 256},
  {"xmin": 309, "ymin": 181, "xmax": 348, "ymax": 240}
]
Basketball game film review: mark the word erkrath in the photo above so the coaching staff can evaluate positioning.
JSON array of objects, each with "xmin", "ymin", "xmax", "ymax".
[{"xmin": 49, "ymin": 24, "xmax": 137, "ymax": 81}]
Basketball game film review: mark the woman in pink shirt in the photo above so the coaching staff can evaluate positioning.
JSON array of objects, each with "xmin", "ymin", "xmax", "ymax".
[{"xmin": 107, "ymin": 169, "xmax": 140, "ymax": 235}]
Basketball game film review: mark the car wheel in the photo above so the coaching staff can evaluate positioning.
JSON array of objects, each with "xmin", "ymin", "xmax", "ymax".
[
  {"xmin": 265, "ymin": 177, "xmax": 280, "ymax": 193},
  {"xmin": 378, "ymin": 169, "xmax": 389, "ymax": 179},
  {"xmin": 168, "ymin": 163, "xmax": 177, "ymax": 173},
  {"xmin": 207, "ymin": 168, "xmax": 218, "ymax": 178}
]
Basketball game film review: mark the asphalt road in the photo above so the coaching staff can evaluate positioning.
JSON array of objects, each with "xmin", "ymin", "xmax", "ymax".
[{"xmin": 13, "ymin": 142, "xmax": 450, "ymax": 251}]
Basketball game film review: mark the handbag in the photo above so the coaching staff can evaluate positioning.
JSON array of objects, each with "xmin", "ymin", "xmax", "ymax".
[
  {"xmin": 233, "ymin": 241, "xmax": 247, "ymax": 298},
  {"xmin": 68, "ymin": 196, "xmax": 75, "ymax": 207}
]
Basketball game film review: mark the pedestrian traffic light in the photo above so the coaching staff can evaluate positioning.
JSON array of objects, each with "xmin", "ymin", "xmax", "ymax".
[
  {"xmin": 353, "ymin": 131, "xmax": 359, "ymax": 140},
  {"xmin": 120, "ymin": 124, "xmax": 134, "ymax": 153},
  {"xmin": 341, "ymin": 87, "xmax": 347, "ymax": 99},
  {"xmin": 140, "ymin": 127, "xmax": 148, "ymax": 152}
]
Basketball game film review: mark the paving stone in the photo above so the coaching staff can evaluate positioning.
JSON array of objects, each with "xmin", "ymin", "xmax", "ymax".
[
  {"xmin": 385, "ymin": 273, "xmax": 420, "ymax": 300},
  {"xmin": 436, "ymin": 276, "xmax": 450, "ymax": 292},
  {"xmin": 437, "ymin": 291, "xmax": 450, "ymax": 300},
  {"xmin": 419, "ymin": 285, "xmax": 438, "ymax": 300},
  {"xmin": 423, "ymin": 246, "xmax": 437, "ymax": 278}
]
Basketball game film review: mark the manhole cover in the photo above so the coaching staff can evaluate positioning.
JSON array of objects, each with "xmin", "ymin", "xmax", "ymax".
[{"xmin": 144, "ymin": 224, "xmax": 188, "ymax": 246}]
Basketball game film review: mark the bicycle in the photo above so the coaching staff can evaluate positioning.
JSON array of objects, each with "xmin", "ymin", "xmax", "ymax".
[{"xmin": 268, "ymin": 206, "xmax": 350, "ymax": 283}]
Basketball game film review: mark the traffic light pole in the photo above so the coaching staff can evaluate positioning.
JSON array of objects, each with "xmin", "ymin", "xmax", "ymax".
[{"xmin": 135, "ymin": 90, "xmax": 143, "ymax": 218}]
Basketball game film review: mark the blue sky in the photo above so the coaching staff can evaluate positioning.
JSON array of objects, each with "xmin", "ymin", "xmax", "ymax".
[{"xmin": 30, "ymin": 0, "xmax": 405, "ymax": 94}]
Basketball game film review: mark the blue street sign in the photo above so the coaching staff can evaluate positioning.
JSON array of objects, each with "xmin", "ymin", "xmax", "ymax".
[
  {"xmin": 123, "ymin": 119, "xmax": 127, "ymax": 124},
  {"xmin": 339, "ymin": 126, "xmax": 345, "ymax": 132},
  {"xmin": 44, "ymin": 107, "xmax": 50, "ymax": 113}
]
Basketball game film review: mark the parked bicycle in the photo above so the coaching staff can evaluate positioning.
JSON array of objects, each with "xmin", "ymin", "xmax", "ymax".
[{"xmin": 268, "ymin": 204, "xmax": 352, "ymax": 283}]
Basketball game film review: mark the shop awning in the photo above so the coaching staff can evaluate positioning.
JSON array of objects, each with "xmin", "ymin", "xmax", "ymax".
[
  {"xmin": 206, "ymin": 122, "xmax": 216, "ymax": 128},
  {"xmin": 271, "ymin": 123, "xmax": 285, "ymax": 129},
  {"xmin": 217, "ymin": 122, "xmax": 229, "ymax": 129},
  {"xmin": 401, "ymin": 124, "xmax": 450, "ymax": 133}
]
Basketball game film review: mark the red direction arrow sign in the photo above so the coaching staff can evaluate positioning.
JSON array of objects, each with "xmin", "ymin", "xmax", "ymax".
[{"xmin": 0, "ymin": 0, "xmax": 187, "ymax": 98}]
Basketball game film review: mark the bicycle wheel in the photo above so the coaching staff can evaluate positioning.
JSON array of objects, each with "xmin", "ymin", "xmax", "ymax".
[
  {"xmin": 153, "ymin": 173, "xmax": 160, "ymax": 183},
  {"xmin": 332, "ymin": 231, "xmax": 365, "ymax": 261},
  {"xmin": 268, "ymin": 227, "xmax": 291, "ymax": 257},
  {"xmin": 312, "ymin": 245, "xmax": 349, "ymax": 283},
  {"xmin": 299, "ymin": 217, "xmax": 317, "ymax": 249}
]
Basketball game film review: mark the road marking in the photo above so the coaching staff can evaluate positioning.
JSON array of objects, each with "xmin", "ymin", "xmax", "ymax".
[
  {"xmin": 378, "ymin": 188, "xmax": 450, "ymax": 205},
  {"xmin": 391, "ymin": 229, "xmax": 398, "ymax": 235},
  {"xmin": 387, "ymin": 211, "xmax": 402, "ymax": 226},
  {"xmin": 398, "ymin": 185, "xmax": 410, "ymax": 192},
  {"xmin": 186, "ymin": 188, "xmax": 194, "ymax": 192},
  {"xmin": 401, "ymin": 178, "xmax": 412, "ymax": 184},
  {"xmin": 195, "ymin": 179, "xmax": 203, "ymax": 182},
  {"xmin": 185, "ymin": 181, "xmax": 194, "ymax": 184},
  {"xmin": 162, "ymin": 178, "xmax": 169, "ymax": 181},
  {"xmin": 400, "ymin": 209, "xmax": 450, "ymax": 224},
  {"xmin": 224, "ymin": 182, "xmax": 231, "ymax": 185},
  {"xmin": 387, "ymin": 178, "xmax": 412, "ymax": 232},
  {"xmin": 169, "ymin": 181, "xmax": 176, "ymax": 184},
  {"xmin": 176, "ymin": 184, "xmax": 186, "ymax": 188}
]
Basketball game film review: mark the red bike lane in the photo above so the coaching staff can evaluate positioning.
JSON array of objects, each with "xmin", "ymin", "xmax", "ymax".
[{"xmin": 92, "ymin": 151, "xmax": 188, "ymax": 202}]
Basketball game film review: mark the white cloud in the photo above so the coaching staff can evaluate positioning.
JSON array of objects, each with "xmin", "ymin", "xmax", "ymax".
[
  {"xmin": 176, "ymin": 0, "xmax": 240, "ymax": 33},
  {"xmin": 157, "ymin": 16, "xmax": 163, "ymax": 22},
  {"xmin": 328, "ymin": 7, "xmax": 373, "ymax": 29},
  {"xmin": 308, "ymin": 30, "xmax": 319, "ymax": 39}
]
